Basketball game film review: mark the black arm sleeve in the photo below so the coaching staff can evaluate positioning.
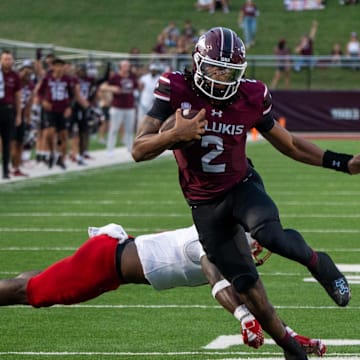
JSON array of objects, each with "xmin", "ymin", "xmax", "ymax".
[
  {"xmin": 255, "ymin": 112, "xmax": 276, "ymax": 133},
  {"xmin": 147, "ymin": 98, "xmax": 175, "ymax": 122}
]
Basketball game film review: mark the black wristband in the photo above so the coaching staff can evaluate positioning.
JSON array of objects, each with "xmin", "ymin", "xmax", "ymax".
[{"xmin": 322, "ymin": 150, "xmax": 353, "ymax": 174}]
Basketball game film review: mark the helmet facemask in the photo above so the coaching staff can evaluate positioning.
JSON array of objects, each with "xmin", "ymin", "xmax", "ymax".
[{"xmin": 193, "ymin": 52, "xmax": 247, "ymax": 100}]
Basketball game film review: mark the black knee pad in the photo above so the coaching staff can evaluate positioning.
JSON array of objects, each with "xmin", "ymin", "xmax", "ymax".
[{"xmin": 232, "ymin": 271, "xmax": 259, "ymax": 293}]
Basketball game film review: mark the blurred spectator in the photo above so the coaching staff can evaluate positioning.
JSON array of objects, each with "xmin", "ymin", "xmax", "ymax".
[
  {"xmin": 137, "ymin": 62, "xmax": 162, "ymax": 130},
  {"xmin": 285, "ymin": 0, "xmax": 325, "ymax": 10},
  {"xmin": 330, "ymin": 42, "xmax": 343, "ymax": 64},
  {"xmin": 129, "ymin": 47, "xmax": 144, "ymax": 77},
  {"xmin": 162, "ymin": 21, "xmax": 180, "ymax": 52},
  {"xmin": 175, "ymin": 35, "xmax": 190, "ymax": 55},
  {"xmin": 33, "ymin": 50, "xmax": 55, "ymax": 80},
  {"xmin": 270, "ymin": 38, "xmax": 291, "ymax": 89},
  {"xmin": 294, "ymin": 20, "xmax": 318, "ymax": 71},
  {"xmin": 238, "ymin": 0, "xmax": 259, "ymax": 49},
  {"xmin": 195, "ymin": 0, "xmax": 229, "ymax": 13},
  {"xmin": 182, "ymin": 20, "xmax": 198, "ymax": 44},
  {"xmin": 96, "ymin": 86, "xmax": 112, "ymax": 145},
  {"xmin": 195, "ymin": 0, "xmax": 213, "ymax": 11},
  {"xmin": 0, "ymin": 50, "xmax": 22, "ymax": 179},
  {"xmin": 210, "ymin": 0, "xmax": 230, "ymax": 13},
  {"xmin": 152, "ymin": 33, "xmax": 168, "ymax": 54},
  {"xmin": 32, "ymin": 51, "xmax": 55, "ymax": 165},
  {"xmin": 346, "ymin": 32, "xmax": 360, "ymax": 70},
  {"xmin": 100, "ymin": 60, "xmax": 138, "ymax": 155},
  {"xmin": 69, "ymin": 64, "xmax": 97, "ymax": 165},
  {"xmin": 339, "ymin": 0, "xmax": 358, "ymax": 4},
  {"xmin": 11, "ymin": 60, "xmax": 35, "ymax": 177}
]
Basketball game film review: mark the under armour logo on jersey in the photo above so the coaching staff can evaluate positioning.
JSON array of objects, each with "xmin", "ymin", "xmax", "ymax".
[
  {"xmin": 181, "ymin": 102, "xmax": 192, "ymax": 111},
  {"xmin": 211, "ymin": 109, "xmax": 223, "ymax": 117}
]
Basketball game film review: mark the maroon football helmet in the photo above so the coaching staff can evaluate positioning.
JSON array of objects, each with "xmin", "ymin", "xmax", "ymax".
[{"xmin": 193, "ymin": 27, "xmax": 247, "ymax": 100}]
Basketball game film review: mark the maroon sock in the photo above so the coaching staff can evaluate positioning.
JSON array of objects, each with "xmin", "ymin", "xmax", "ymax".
[{"xmin": 306, "ymin": 249, "xmax": 318, "ymax": 270}]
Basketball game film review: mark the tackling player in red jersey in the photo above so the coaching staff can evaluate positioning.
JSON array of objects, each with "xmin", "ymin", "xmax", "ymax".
[
  {"xmin": 132, "ymin": 27, "xmax": 360, "ymax": 359},
  {"xmin": 0, "ymin": 224, "xmax": 325, "ymax": 356}
]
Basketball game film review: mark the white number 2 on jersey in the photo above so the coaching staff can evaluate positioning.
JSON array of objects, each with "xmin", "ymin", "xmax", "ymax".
[{"xmin": 201, "ymin": 135, "xmax": 225, "ymax": 173}]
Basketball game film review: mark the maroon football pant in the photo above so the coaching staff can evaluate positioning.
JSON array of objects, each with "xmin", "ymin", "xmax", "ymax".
[{"xmin": 27, "ymin": 235, "xmax": 122, "ymax": 307}]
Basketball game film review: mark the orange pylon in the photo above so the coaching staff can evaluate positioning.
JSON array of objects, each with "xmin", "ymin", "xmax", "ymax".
[{"xmin": 279, "ymin": 117, "xmax": 286, "ymax": 128}]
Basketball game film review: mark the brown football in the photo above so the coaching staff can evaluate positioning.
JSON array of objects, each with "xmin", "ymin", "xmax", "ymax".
[{"xmin": 159, "ymin": 109, "xmax": 200, "ymax": 149}]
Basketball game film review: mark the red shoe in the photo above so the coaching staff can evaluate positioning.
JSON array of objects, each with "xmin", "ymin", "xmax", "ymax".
[
  {"xmin": 12, "ymin": 169, "xmax": 29, "ymax": 177},
  {"xmin": 294, "ymin": 334, "xmax": 327, "ymax": 357}
]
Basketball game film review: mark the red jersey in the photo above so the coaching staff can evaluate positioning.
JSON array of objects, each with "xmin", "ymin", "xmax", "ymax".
[
  {"xmin": 152, "ymin": 72, "xmax": 273, "ymax": 201},
  {"xmin": 0, "ymin": 69, "xmax": 21, "ymax": 105},
  {"xmin": 109, "ymin": 73, "xmax": 138, "ymax": 109},
  {"xmin": 37, "ymin": 73, "xmax": 75, "ymax": 113}
]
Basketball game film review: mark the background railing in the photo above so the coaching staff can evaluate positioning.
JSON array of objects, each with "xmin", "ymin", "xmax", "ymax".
[{"xmin": 1, "ymin": 38, "xmax": 359, "ymax": 90}]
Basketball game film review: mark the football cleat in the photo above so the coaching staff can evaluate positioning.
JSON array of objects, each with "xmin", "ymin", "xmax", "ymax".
[
  {"xmin": 310, "ymin": 252, "xmax": 351, "ymax": 307},
  {"xmin": 294, "ymin": 334, "xmax": 327, "ymax": 357}
]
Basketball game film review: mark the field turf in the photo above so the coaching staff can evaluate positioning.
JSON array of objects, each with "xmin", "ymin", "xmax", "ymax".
[{"xmin": 0, "ymin": 139, "xmax": 359, "ymax": 359}]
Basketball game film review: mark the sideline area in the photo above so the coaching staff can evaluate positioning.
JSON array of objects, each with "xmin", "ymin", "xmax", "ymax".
[{"xmin": 0, "ymin": 147, "xmax": 136, "ymax": 185}]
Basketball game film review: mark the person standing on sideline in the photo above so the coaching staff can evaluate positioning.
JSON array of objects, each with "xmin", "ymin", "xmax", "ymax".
[
  {"xmin": 11, "ymin": 60, "xmax": 35, "ymax": 177},
  {"xmin": 132, "ymin": 27, "xmax": 360, "ymax": 359},
  {"xmin": 36, "ymin": 58, "xmax": 89, "ymax": 169},
  {"xmin": 238, "ymin": 0, "xmax": 259, "ymax": 49},
  {"xmin": 0, "ymin": 50, "xmax": 22, "ymax": 179},
  {"xmin": 100, "ymin": 60, "xmax": 138, "ymax": 156},
  {"xmin": 137, "ymin": 63, "xmax": 162, "ymax": 130}
]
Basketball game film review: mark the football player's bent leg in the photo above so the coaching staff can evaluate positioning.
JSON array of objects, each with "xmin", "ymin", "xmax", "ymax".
[
  {"xmin": 27, "ymin": 235, "xmax": 123, "ymax": 307},
  {"xmin": 238, "ymin": 279, "xmax": 307, "ymax": 359},
  {"xmin": 255, "ymin": 224, "xmax": 350, "ymax": 306},
  {"xmin": 252, "ymin": 222, "xmax": 315, "ymax": 267}
]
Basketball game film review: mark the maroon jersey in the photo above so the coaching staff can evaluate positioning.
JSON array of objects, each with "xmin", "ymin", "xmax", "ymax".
[
  {"xmin": 20, "ymin": 79, "xmax": 35, "ymax": 109},
  {"xmin": 0, "ymin": 70, "xmax": 21, "ymax": 105},
  {"xmin": 241, "ymin": 3, "xmax": 258, "ymax": 17},
  {"xmin": 300, "ymin": 39, "xmax": 313, "ymax": 56},
  {"xmin": 153, "ymin": 72, "xmax": 272, "ymax": 201},
  {"xmin": 109, "ymin": 73, "xmax": 138, "ymax": 109},
  {"xmin": 37, "ymin": 73, "xmax": 75, "ymax": 113}
]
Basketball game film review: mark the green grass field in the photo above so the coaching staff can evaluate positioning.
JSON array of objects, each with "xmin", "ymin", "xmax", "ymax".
[
  {"xmin": 0, "ymin": 0, "xmax": 359, "ymax": 90},
  {"xmin": 0, "ymin": 139, "xmax": 359, "ymax": 359},
  {"xmin": 0, "ymin": 0, "xmax": 358, "ymax": 55}
]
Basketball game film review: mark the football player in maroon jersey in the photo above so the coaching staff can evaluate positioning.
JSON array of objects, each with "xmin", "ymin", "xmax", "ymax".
[
  {"xmin": 36, "ymin": 58, "xmax": 90, "ymax": 169},
  {"xmin": 132, "ymin": 27, "xmax": 360, "ymax": 359}
]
